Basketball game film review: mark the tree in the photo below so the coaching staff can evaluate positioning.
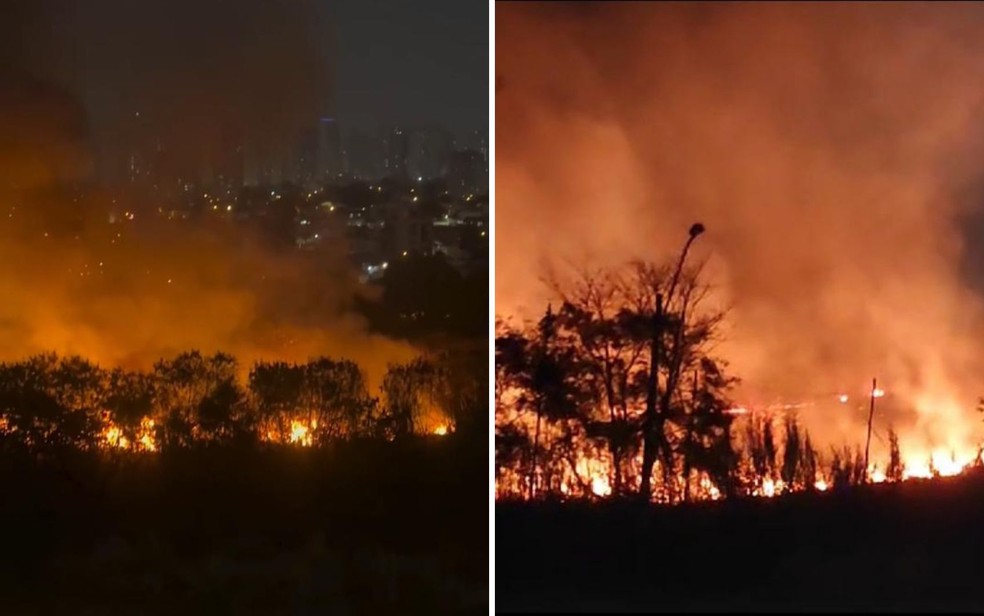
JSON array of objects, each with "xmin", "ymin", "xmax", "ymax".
[
  {"xmin": 380, "ymin": 358, "xmax": 435, "ymax": 439},
  {"xmin": 302, "ymin": 357, "xmax": 375, "ymax": 440},
  {"xmin": 249, "ymin": 360, "xmax": 304, "ymax": 442},
  {"xmin": 887, "ymin": 427, "xmax": 903, "ymax": 483},
  {"xmin": 104, "ymin": 368, "xmax": 157, "ymax": 450},
  {"xmin": 196, "ymin": 380, "xmax": 248, "ymax": 444},
  {"xmin": 550, "ymin": 269, "xmax": 647, "ymax": 498},
  {"xmin": 494, "ymin": 257, "xmax": 736, "ymax": 502},
  {"xmin": 495, "ymin": 306, "xmax": 580, "ymax": 499},
  {"xmin": 154, "ymin": 351, "xmax": 238, "ymax": 448},
  {"xmin": 781, "ymin": 416, "xmax": 801, "ymax": 489},
  {"xmin": 800, "ymin": 431, "xmax": 819, "ymax": 491},
  {"xmin": 428, "ymin": 344, "xmax": 486, "ymax": 439},
  {"xmin": 619, "ymin": 260, "xmax": 733, "ymax": 502}
]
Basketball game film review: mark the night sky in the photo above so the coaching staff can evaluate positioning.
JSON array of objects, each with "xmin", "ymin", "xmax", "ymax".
[
  {"xmin": 1, "ymin": 0, "xmax": 488, "ymax": 175},
  {"xmin": 329, "ymin": 0, "xmax": 488, "ymax": 136}
]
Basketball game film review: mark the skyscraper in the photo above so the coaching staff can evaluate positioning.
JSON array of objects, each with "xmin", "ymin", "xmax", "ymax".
[
  {"xmin": 382, "ymin": 126, "xmax": 409, "ymax": 180},
  {"xmin": 317, "ymin": 117, "xmax": 342, "ymax": 180},
  {"xmin": 407, "ymin": 126, "xmax": 453, "ymax": 180}
]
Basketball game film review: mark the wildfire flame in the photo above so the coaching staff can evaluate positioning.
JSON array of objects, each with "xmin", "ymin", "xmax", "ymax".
[
  {"xmin": 288, "ymin": 419, "xmax": 314, "ymax": 447},
  {"xmin": 494, "ymin": 391, "xmax": 984, "ymax": 504},
  {"xmin": 100, "ymin": 416, "xmax": 157, "ymax": 452}
]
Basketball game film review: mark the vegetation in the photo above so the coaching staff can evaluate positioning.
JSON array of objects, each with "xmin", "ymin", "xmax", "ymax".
[
  {"xmin": 0, "ymin": 346, "xmax": 487, "ymax": 612},
  {"xmin": 0, "ymin": 348, "xmax": 485, "ymax": 455},
  {"xmin": 495, "ymin": 258, "xmax": 916, "ymax": 503}
]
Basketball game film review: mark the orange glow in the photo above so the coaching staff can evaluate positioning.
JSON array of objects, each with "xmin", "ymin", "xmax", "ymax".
[
  {"xmin": 433, "ymin": 424, "xmax": 449, "ymax": 436},
  {"xmin": 103, "ymin": 424, "xmax": 129, "ymax": 449},
  {"xmin": 288, "ymin": 420, "xmax": 313, "ymax": 447},
  {"xmin": 496, "ymin": 3, "xmax": 984, "ymax": 507}
]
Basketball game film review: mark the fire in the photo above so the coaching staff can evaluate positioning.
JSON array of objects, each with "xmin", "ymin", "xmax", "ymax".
[
  {"xmin": 288, "ymin": 419, "xmax": 313, "ymax": 447},
  {"xmin": 103, "ymin": 425, "xmax": 129, "ymax": 449},
  {"xmin": 590, "ymin": 475, "xmax": 612, "ymax": 497},
  {"xmin": 100, "ymin": 416, "xmax": 157, "ymax": 452},
  {"xmin": 138, "ymin": 418, "xmax": 157, "ymax": 452},
  {"xmin": 757, "ymin": 478, "xmax": 784, "ymax": 498},
  {"xmin": 433, "ymin": 424, "xmax": 449, "ymax": 436},
  {"xmin": 901, "ymin": 450, "xmax": 977, "ymax": 479}
]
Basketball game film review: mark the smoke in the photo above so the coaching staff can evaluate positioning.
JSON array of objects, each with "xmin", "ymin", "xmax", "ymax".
[
  {"xmin": 0, "ymin": 1, "xmax": 416, "ymax": 387},
  {"xmin": 54, "ymin": 0, "xmax": 336, "ymax": 184},
  {"xmin": 496, "ymin": 3, "xmax": 984, "ymax": 461}
]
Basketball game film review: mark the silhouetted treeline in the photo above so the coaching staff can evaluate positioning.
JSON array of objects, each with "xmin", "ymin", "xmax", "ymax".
[
  {"xmin": 0, "ymin": 347, "xmax": 486, "ymax": 456},
  {"xmin": 0, "ymin": 345, "xmax": 488, "ymax": 611},
  {"xmin": 495, "ymin": 259, "xmax": 968, "ymax": 503}
]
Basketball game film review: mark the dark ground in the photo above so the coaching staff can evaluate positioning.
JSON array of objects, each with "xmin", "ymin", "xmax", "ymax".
[
  {"xmin": 0, "ymin": 437, "xmax": 488, "ymax": 614},
  {"xmin": 497, "ymin": 471, "xmax": 984, "ymax": 613}
]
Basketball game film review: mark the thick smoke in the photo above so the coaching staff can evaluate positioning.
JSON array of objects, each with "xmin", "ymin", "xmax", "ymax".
[
  {"xmin": 497, "ymin": 3, "xmax": 984, "ymax": 462},
  {"xmin": 0, "ymin": 1, "xmax": 416, "ymax": 386}
]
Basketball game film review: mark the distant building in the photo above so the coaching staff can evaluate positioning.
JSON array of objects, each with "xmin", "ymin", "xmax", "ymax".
[
  {"xmin": 386, "ymin": 200, "xmax": 433, "ymax": 257},
  {"xmin": 296, "ymin": 127, "xmax": 320, "ymax": 185},
  {"xmin": 317, "ymin": 117, "xmax": 343, "ymax": 180},
  {"xmin": 382, "ymin": 127, "xmax": 409, "ymax": 179},
  {"xmin": 407, "ymin": 126, "xmax": 453, "ymax": 180},
  {"xmin": 345, "ymin": 131, "xmax": 383, "ymax": 180},
  {"xmin": 447, "ymin": 149, "xmax": 487, "ymax": 197}
]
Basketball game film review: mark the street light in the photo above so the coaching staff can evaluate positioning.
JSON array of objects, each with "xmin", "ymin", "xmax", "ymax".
[{"xmin": 639, "ymin": 222, "xmax": 705, "ymax": 500}]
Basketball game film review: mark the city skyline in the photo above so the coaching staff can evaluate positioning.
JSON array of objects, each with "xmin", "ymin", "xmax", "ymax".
[{"xmin": 4, "ymin": 0, "xmax": 488, "ymax": 190}]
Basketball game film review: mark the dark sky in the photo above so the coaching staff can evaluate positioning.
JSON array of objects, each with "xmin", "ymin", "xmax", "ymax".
[
  {"xmin": 3, "ymin": 0, "xmax": 488, "ymax": 165},
  {"xmin": 329, "ymin": 0, "xmax": 489, "ymax": 137}
]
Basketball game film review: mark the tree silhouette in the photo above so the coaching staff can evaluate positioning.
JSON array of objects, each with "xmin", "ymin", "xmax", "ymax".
[
  {"xmin": 887, "ymin": 427, "xmax": 903, "ymax": 483},
  {"xmin": 380, "ymin": 358, "xmax": 435, "ymax": 439},
  {"xmin": 249, "ymin": 360, "xmax": 305, "ymax": 442},
  {"xmin": 495, "ymin": 306, "xmax": 580, "ymax": 499}
]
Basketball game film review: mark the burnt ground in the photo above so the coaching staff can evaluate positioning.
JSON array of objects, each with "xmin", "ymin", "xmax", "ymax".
[
  {"xmin": 497, "ymin": 471, "xmax": 984, "ymax": 613},
  {"xmin": 0, "ymin": 437, "xmax": 488, "ymax": 614}
]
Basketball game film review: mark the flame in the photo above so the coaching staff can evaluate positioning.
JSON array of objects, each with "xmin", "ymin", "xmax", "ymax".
[
  {"xmin": 288, "ymin": 420, "xmax": 313, "ymax": 447},
  {"xmin": 138, "ymin": 418, "xmax": 157, "ymax": 452},
  {"xmin": 433, "ymin": 424, "xmax": 449, "ymax": 436},
  {"xmin": 100, "ymin": 416, "xmax": 156, "ymax": 452},
  {"xmin": 103, "ymin": 424, "xmax": 129, "ymax": 449}
]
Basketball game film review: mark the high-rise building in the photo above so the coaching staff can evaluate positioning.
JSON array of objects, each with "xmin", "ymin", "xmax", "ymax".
[
  {"xmin": 345, "ymin": 131, "xmax": 383, "ymax": 180},
  {"xmin": 296, "ymin": 126, "xmax": 320, "ymax": 185},
  {"xmin": 317, "ymin": 117, "xmax": 342, "ymax": 180},
  {"xmin": 382, "ymin": 126, "xmax": 409, "ymax": 180},
  {"xmin": 407, "ymin": 126, "xmax": 453, "ymax": 180},
  {"xmin": 447, "ymin": 149, "xmax": 487, "ymax": 197}
]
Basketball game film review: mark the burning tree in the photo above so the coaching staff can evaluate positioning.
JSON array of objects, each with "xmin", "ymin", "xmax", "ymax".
[
  {"xmin": 496, "ymin": 305, "xmax": 581, "ymax": 499},
  {"xmin": 495, "ymin": 255, "xmax": 740, "ymax": 503}
]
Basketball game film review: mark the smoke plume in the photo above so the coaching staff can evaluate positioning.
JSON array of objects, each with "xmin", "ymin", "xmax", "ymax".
[
  {"xmin": 496, "ymin": 2, "xmax": 984, "ymax": 462},
  {"xmin": 0, "ymin": 1, "xmax": 416, "ymax": 387}
]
